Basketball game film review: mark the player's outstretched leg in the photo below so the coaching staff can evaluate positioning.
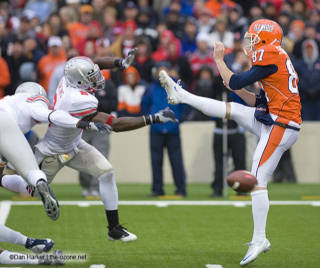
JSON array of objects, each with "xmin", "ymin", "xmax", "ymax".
[
  {"xmin": 0, "ymin": 224, "xmax": 54, "ymax": 253},
  {"xmin": 159, "ymin": 70, "xmax": 226, "ymax": 118},
  {"xmin": 99, "ymin": 171, "xmax": 137, "ymax": 242}
]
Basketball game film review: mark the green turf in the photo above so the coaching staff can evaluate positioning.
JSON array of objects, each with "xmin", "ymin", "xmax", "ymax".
[
  {"xmin": 2, "ymin": 205, "xmax": 320, "ymax": 268},
  {"xmin": 1, "ymin": 183, "xmax": 320, "ymax": 268},
  {"xmin": 1, "ymin": 183, "xmax": 320, "ymax": 201}
]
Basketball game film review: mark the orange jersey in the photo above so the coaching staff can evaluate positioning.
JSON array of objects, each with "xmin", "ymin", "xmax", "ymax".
[{"xmin": 251, "ymin": 44, "xmax": 302, "ymax": 124}]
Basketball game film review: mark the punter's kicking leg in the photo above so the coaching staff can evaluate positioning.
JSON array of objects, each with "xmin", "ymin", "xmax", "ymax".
[{"xmin": 0, "ymin": 111, "xmax": 59, "ymax": 220}]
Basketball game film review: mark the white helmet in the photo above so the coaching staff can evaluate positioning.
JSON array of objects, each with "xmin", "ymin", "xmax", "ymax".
[
  {"xmin": 64, "ymin": 56, "xmax": 105, "ymax": 94},
  {"xmin": 15, "ymin": 82, "xmax": 47, "ymax": 98}
]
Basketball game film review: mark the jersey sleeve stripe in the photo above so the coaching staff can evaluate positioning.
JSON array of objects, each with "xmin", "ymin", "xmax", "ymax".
[
  {"xmin": 27, "ymin": 96, "xmax": 51, "ymax": 109},
  {"xmin": 70, "ymin": 108, "xmax": 97, "ymax": 117}
]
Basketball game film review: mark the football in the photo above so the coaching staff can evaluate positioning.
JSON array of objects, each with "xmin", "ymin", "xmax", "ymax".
[{"xmin": 227, "ymin": 170, "xmax": 258, "ymax": 193}]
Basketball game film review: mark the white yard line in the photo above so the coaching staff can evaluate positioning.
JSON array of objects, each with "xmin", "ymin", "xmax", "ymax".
[
  {"xmin": 0, "ymin": 201, "xmax": 12, "ymax": 224},
  {"xmin": 1, "ymin": 200, "xmax": 320, "ymax": 207}
]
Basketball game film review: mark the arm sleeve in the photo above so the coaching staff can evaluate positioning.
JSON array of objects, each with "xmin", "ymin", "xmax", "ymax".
[
  {"xmin": 229, "ymin": 65, "xmax": 278, "ymax": 90},
  {"xmin": 29, "ymin": 102, "xmax": 79, "ymax": 128}
]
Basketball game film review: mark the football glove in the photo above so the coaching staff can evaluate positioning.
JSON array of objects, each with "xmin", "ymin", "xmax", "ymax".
[
  {"xmin": 144, "ymin": 107, "xmax": 178, "ymax": 125},
  {"xmin": 77, "ymin": 120, "xmax": 111, "ymax": 133},
  {"xmin": 254, "ymin": 90, "xmax": 274, "ymax": 126},
  {"xmin": 122, "ymin": 48, "xmax": 138, "ymax": 69}
]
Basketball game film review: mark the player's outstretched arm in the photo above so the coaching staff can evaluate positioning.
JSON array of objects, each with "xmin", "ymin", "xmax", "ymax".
[
  {"xmin": 94, "ymin": 48, "xmax": 138, "ymax": 69},
  {"xmin": 89, "ymin": 108, "xmax": 177, "ymax": 132}
]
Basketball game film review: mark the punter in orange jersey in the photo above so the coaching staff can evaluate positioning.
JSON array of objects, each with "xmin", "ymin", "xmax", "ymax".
[{"xmin": 159, "ymin": 19, "xmax": 301, "ymax": 266}]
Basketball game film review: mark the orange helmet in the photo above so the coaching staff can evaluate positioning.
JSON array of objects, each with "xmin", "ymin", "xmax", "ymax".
[{"xmin": 243, "ymin": 19, "xmax": 283, "ymax": 54}]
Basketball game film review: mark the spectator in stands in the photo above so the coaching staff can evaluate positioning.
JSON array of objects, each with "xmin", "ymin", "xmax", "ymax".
[
  {"xmin": 228, "ymin": 4, "xmax": 248, "ymax": 36},
  {"xmin": 278, "ymin": 11, "xmax": 292, "ymax": 37},
  {"xmin": 23, "ymin": 37, "xmax": 44, "ymax": 64},
  {"xmin": 133, "ymin": 37, "xmax": 155, "ymax": 84},
  {"xmin": 209, "ymin": 17, "xmax": 234, "ymax": 51},
  {"xmin": 248, "ymin": 4, "xmax": 263, "ymax": 24},
  {"xmin": 142, "ymin": 62, "xmax": 187, "ymax": 197},
  {"xmin": 102, "ymin": 7, "xmax": 118, "ymax": 43},
  {"xmin": 310, "ymin": 9, "xmax": 320, "ymax": 35},
  {"xmin": 117, "ymin": 66, "xmax": 146, "ymax": 117},
  {"xmin": 190, "ymin": 32, "xmax": 217, "ymax": 76},
  {"xmin": 5, "ymin": 39, "xmax": 27, "ymax": 95},
  {"xmin": 197, "ymin": 8, "xmax": 215, "ymax": 34},
  {"xmin": 294, "ymin": 39, "xmax": 320, "ymax": 121},
  {"xmin": 181, "ymin": 17, "xmax": 198, "ymax": 56},
  {"xmin": 25, "ymin": 0, "xmax": 57, "ymax": 23},
  {"xmin": 205, "ymin": 0, "xmax": 235, "ymax": 17},
  {"xmin": 92, "ymin": 0, "xmax": 107, "ymax": 25},
  {"xmin": 96, "ymin": 37, "xmax": 111, "ymax": 57},
  {"xmin": 123, "ymin": 1, "xmax": 139, "ymax": 21},
  {"xmin": 16, "ymin": 11, "xmax": 36, "ymax": 40},
  {"xmin": 136, "ymin": 7, "xmax": 158, "ymax": 50},
  {"xmin": 284, "ymin": 20, "xmax": 305, "ymax": 54},
  {"xmin": 152, "ymin": 29, "xmax": 181, "ymax": 62},
  {"xmin": 166, "ymin": 9, "xmax": 185, "ymax": 40},
  {"xmin": 293, "ymin": 0, "xmax": 310, "ymax": 21},
  {"xmin": 79, "ymin": 70, "xmax": 118, "ymax": 198},
  {"xmin": 0, "ymin": 55, "xmax": 10, "ymax": 97},
  {"xmin": 293, "ymin": 22, "xmax": 320, "ymax": 59},
  {"xmin": 110, "ymin": 20, "xmax": 136, "ymax": 58},
  {"xmin": 38, "ymin": 36, "xmax": 66, "ymax": 92},
  {"xmin": 59, "ymin": 5, "xmax": 78, "ymax": 29},
  {"xmin": 68, "ymin": 4, "xmax": 101, "ymax": 51},
  {"xmin": 263, "ymin": 2, "xmax": 277, "ymax": 21},
  {"xmin": 48, "ymin": 12, "xmax": 67, "ymax": 37}
]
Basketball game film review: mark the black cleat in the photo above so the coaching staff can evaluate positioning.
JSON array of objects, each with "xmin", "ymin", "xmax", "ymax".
[{"xmin": 108, "ymin": 224, "xmax": 137, "ymax": 242}]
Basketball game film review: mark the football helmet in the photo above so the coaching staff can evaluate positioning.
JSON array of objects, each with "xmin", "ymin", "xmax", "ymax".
[
  {"xmin": 243, "ymin": 19, "xmax": 283, "ymax": 55},
  {"xmin": 15, "ymin": 82, "xmax": 47, "ymax": 98},
  {"xmin": 64, "ymin": 56, "xmax": 105, "ymax": 94}
]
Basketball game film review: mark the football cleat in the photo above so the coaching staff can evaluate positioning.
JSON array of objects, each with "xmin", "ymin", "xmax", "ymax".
[
  {"xmin": 39, "ymin": 250, "xmax": 65, "ymax": 266},
  {"xmin": 36, "ymin": 179, "xmax": 60, "ymax": 221},
  {"xmin": 108, "ymin": 224, "xmax": 137, "ymax": 242},
  {"xmin": 159, "ymin": 70, "xmax": 185, "ymax": 105},
  {"xmin": 240, "ymin": 238, "xmax": 271, "ymax": 266},
  {"xmin": 25, "ymin": 238, "xmax": 54, "ymax": 254}
]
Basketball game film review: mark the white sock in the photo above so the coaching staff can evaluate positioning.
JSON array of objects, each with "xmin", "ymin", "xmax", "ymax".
[
  {"xmin": 0, "ymin": 250, "xmax": 38, "ymax": 265},
  {"xmin": 251, "ymin": 190, "xmax": 269, "ymax": 243},
  {"xmin": 181, "ymin": 90, "xmax": 226, "ymax": 118},
  {"xmin": 98, "ymin": 171, "xmax": 118, "ymax": 210},
  {"xmin": 1, "ymin": 174, "xmax": 31, "ymax": 195},
  {"xmin": 27, "ymin": 170, "xmax": 47, "ymax": 187},
  {"xmin": 0, "ymin": 224, "xmax": 27, "ymax": 246}
]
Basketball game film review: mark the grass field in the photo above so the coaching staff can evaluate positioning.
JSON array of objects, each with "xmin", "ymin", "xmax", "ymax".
[{"xmin": 1, "ymin": 183, "xmax": 320, "ymax": 268}]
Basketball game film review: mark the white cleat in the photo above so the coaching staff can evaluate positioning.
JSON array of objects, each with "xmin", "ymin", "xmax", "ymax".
[
  {"xmin": 108, "ymin": 224, "xmax": 137, "ymax": 243},
  {"xmin": 240, "ymin": 238, "xmax": 271, "ymax": 266},
  {"xmin": 159, "ymin": 70, "xmax": 184, "ymax": 105}
]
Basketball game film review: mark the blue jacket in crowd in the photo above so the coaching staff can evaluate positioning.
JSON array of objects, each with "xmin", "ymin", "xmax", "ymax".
[
  {"xmin": 293, "ymin": 57, "xmax": 320, "ymax": 100},
  {"xmin": 141, "ymin": 80, "xmax": 187, "ymax": 135}
]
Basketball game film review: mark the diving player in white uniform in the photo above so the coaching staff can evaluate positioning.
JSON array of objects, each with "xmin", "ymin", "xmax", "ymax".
[
  {"xmin": 1, "ymin": 51, "xmax": 178, "ymax": 242},
  {"xmin": 0, "ymin": 82, "xmax": 104, "ymax": 221}
]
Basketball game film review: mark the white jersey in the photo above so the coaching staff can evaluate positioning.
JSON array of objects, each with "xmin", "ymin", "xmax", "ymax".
[
  {"xmin": 0, "ymin": 93, "xmax": 51, "ymax": 134},
  {"xmin": 36, "ymin": 77, "xmax": 98, "ymax": 155}
]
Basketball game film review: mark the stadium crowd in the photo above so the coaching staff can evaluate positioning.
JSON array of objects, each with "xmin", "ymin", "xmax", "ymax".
[{"xmin": 0, "ymin": 0, "xmax": 316, "ymax": 196}]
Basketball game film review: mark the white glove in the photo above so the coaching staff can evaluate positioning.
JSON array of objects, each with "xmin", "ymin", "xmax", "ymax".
[{"xmin": 122, "ymin": 48, "xmax": 138, "ymax": 68}]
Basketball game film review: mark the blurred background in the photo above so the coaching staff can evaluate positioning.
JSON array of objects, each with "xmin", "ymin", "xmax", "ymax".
[{"xmin": 1, "ymin": 0, "xmax": 320, "ymax": 198}]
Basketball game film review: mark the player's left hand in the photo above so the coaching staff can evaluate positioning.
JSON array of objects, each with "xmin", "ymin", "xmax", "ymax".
[
  {"xmin": 122, "ymin": 48, "xmax": 138, "ymax": 68},
  {"xmin": 154, "ymin": 107, "xmax": 179, "ymax": 123},
  {"xmin": 213, "ymin": 41, "xmax": 225, "ymax": 61}
]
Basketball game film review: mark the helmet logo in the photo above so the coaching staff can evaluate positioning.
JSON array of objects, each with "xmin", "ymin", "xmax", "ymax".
[{"xmin": 253, "ymin": 24, "xmax": 274, "ymax": 33}]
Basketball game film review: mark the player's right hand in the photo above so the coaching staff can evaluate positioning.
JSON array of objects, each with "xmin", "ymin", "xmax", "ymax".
[
  {"xmin": 154, "ymin": 107, "xmax": 179, "ymax": 123},
  {"xmin": 77, "ymin": 120, "xmax": 111, "ymax": 133}
]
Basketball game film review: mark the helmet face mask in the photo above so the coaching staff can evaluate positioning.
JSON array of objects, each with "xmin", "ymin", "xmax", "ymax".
[
  {"xmin": 243, "ymin": 32, "xmax": 261, "ymax": 55},
  {"xmin": 64, "ymin": 57, "xmax": 105, "ymax": 94}
]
